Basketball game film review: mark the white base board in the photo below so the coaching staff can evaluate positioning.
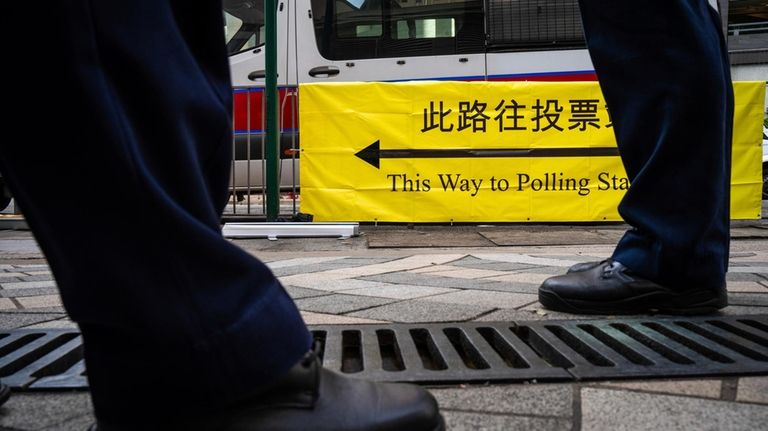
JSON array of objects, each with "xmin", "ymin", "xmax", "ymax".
[{"xmin": 222, "ymin": 222, "xmax": 359, "ymax": 240}]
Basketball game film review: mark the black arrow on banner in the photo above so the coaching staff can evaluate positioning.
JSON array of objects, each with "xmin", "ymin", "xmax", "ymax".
[{"xmin": 354, "ymin": 140, "xmax": 620, "ymax": 169}]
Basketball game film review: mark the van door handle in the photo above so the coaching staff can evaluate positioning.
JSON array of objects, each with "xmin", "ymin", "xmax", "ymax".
[
  {"xmin": 248, "ymin": 70, "xmax": 266, "ymax": 80},
  {"xmin": 308, "ymin": 66, "xmax": 340, "ymax": 77},
  {"xmin": 248, "ymin": 70, "xmax": 279, "ymax": 81}
]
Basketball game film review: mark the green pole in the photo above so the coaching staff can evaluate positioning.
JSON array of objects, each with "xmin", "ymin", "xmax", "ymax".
[{"xmin": 265, "ymin": 0, "xmax": 279, "ymax": 221}]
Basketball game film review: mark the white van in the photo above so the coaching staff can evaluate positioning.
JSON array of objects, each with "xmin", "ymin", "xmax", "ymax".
[{"xmin": 223, "ymin": 0, "xmax": 595, "ymax": 190}]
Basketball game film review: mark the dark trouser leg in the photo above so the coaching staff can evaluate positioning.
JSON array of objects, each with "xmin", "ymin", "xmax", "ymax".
[
  {"xmin": 0, "ymin": 1, "xmax": 310, "ymax": 424},
  {"xmin": 578, "ymin": 0, "xmax": 734, "ymax": 290}
]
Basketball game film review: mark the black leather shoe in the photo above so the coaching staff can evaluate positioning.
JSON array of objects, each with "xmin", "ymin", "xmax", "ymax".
[
  {"xmin": 0, "ymin": 381, "xmax": 10, "ymax": 407},
  {"xmin": 566, "ymin": 260, "xmax": 606, "ymax": 273},
  {"xmin": 90, "ymin": 344, "xmax": 444, "ymax": 431},
  {"xmin": 539, "ymin": 260, "xmax": 727, "ymax": 315}
]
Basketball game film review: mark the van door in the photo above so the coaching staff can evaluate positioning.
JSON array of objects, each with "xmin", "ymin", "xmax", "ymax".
[
  {"xmin": 225, "ymin": 0, "xmax": 297, "ymax": 192},
  {"xmin": 227, "ymin": 0, "xmax": 290, "ymax": 87},
  {"xmin": 298, "ymin": 0, "xmax": 486, "ymax": 83}
]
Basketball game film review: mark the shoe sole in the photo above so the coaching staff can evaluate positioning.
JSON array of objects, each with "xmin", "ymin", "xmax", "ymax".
[{"xmin": 538, "ymin": 288, "xmax": 727, "ymax": 315}]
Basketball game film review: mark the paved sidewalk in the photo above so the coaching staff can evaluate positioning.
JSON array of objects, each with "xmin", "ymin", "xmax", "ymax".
[{"xmin": 0, "ymin": 226, "xmax": 767, "ymax": 430}]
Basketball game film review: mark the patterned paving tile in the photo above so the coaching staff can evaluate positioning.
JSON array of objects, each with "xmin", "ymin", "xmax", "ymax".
[
  {"xmin": 593, "ymin": 380, "xmax": 722, "ymax": 399},
  {"xmin": 484, "ymin": 272, "xmax": 553, "ymax": 285},
  {"xmin": 277, "ymin": 272, "xmax": 354, "ymax": 288},
  {"xmin": 347, "ymin": 301, "xmax": 492, "ymax": 323},
  {"xmin": 321, "ymin": 254, "xmax": 467, "ymax": 277},
  {"xmin": 450, "ymin": 255, "xmax": 538, "ymax": 271},
  {"xmin": 727, "ymin": 281, "xmax": 768, "ymax": 293},
  {"xmin": 472, "ymin": 253, "xmax": 579, "ymax": 268},
  {"xmin": 726, "ymin": 293, "xmax": 768, "ymax": 307},
  {"xmin": 408, "ymin": 265, "xmax": 460, "ymax": 274},
  {"xmin": 422, "ymin": 290, "xmax": 539, "ymax": 309},
  {"xmin": 294, "ymin": 294, "xmax": 397, "ymax": 314},
  {"xmin": 360, "ymin": 272, "xmax": 495, "ymax": 290},
  {"xmin": 339, "ymin": 284, "xmax": 458, "ymax": 300},
  {"xmin": 729, "ymin": 266, "xmax": 768, "ymax": 274},
  {"xmin": 266, "ymin": 256, "xmax": 349, "ymax": 269},
  {"xmin": 0, "ymin": 280, "xmax": 57, "ymax": 290},
  {"xmin": 426, "ymin": 267, "xmax": 512, "ymax": 279},
  {"xmin": 440, "ymin": 411, "xmax": 570, "ymax": 431},
  {"xmin": 737, "ymin": 377, "xmax": 768, "ymax": 405},
  {"xmin": 300, "ymin": 311, "xmax": 389, "ymax": 325},
  {"xmin": 581, "ymin": 388, "xmax": 768, "ymax": 431},
  {"xmin": 15, "ymin": 295, "xmax": 63, "ymax": 309},
  {"xmin": 284, "ymin": 285, "xmax": 333, "ymax": 299},
  {"xmin": 431, "ymin": 385, "xmax": 573, "ymax": 417}
]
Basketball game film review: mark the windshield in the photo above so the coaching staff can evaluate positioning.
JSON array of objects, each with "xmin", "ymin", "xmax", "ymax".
[{"xmin": 224, "ymin": 0, "xmax": 265, "ymax": 55}]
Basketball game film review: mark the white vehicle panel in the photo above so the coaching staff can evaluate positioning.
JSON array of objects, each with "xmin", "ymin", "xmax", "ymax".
[{"xmin": 486, "ymin": 49, "xmax": 593, "ymax": 80}]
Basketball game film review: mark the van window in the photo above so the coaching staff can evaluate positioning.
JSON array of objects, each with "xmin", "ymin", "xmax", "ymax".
[
  {"xmin": 392, "ymin": 18, "xmax": 456, "ymax": 40},
  {"xmin": 486, "ymin": 0, "xmax": 586, "ymax": 51},
  {"xmin": 224, "ymin": 0, "xmax": 265, "ymax": 55},
  {"xmin": 310, "ymin": 0, "xmax": 485, "ymax": 60}
]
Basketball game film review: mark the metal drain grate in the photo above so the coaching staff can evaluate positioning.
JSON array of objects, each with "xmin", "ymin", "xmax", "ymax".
[
  {"xmin": 312, "ymin": 316, "xmax": 768, "ymax": 383},
  {"xmin": 0, "ymin": 329, "xmax": 84, "ymax": 389},
  {"xmin": 2, "ymin": 315, "xmax": 768, "ymax": 390}
]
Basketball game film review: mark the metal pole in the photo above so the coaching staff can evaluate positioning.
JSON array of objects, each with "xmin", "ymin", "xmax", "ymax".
[
  {"xmin": 231, "ymin": 92, "xmax": 238, "ymax": 215},
  {"xmin": 246, "ymin": 88, "xmax": 252, "ymax": 215},
  {"xmin": 265, "ymin": 0, "xmax": 280, "ymax": 221}
]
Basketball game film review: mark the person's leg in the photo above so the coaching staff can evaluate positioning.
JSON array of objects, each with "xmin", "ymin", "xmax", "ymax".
[
  {"xmin": 539, "ymin": 0, "xmax": 733, "ymax": 314},
  {"xmin": 0, "ymin": 1, "xmax": 312, "ymax": 422},
  {"xmin": 1, "ymin": 2, "xmax": 444, "ymax": 430}
]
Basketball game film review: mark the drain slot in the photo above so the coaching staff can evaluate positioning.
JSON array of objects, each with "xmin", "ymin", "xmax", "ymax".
[
  {"xmin": 578, "ymin": 325, "xmax": 652, "ymax": 366},
  {"xmin": 610, "ymin": 323, "xmax": 693, "ymax": 365},
  {"xmin": 675, "ymin": 322, "xmax": 768, "ymax": 362},
  {"xmin": 376, "ymin": 330, "xmax": 405, "ymax": 372},
  {"xmin": 738, "ymin": 319, "xmax": 768, "ymax": 334},
  {"xmin": 546, "ymin": 325, "xmax": 613, "ymax": 367},
  {"xmin": 32, "ymin": 341, "xmax": 83, "ymax": 378},
  {"xmin": 706, "ymin": 320, "xmax": 768, "ymax": 348},
  {"xmin": 642, "ymin": 323, "xmax": 733, "ymax": 364},
  {"xmin": 0, "ymin": 334, "xmax": 44, "ymax": 358},
  {"xmin": 476, "ymin": 327, "xmax": 529, "ymax": 369},
  {"xmin": 0, "ymin": 334, "xmax": 78, "ymax": 377},
  {"xmin": 410, "ymin": 328, "xmax": 447, "ymax": 371},
  {"xmin": 512, "ymin": 326, "xmax": 573, "ymax": 368},
  {"xmin": 443, "ymin": 328, "xmax": 489, "ymax": 370},
  {"xmin": 341, "ymin": 330, "xmax": 363, "ymax": 373}
]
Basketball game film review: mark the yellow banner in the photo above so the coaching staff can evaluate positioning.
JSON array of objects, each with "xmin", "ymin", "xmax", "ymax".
[{"xmin": 299, "ymin": 81, "xmax": 764, "ymax": 222}]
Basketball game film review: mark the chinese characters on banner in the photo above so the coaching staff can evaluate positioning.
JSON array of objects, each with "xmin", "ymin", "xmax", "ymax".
[{"xmin": 422, "ymin": 98, "xmax": 611, "ymax": 134}]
